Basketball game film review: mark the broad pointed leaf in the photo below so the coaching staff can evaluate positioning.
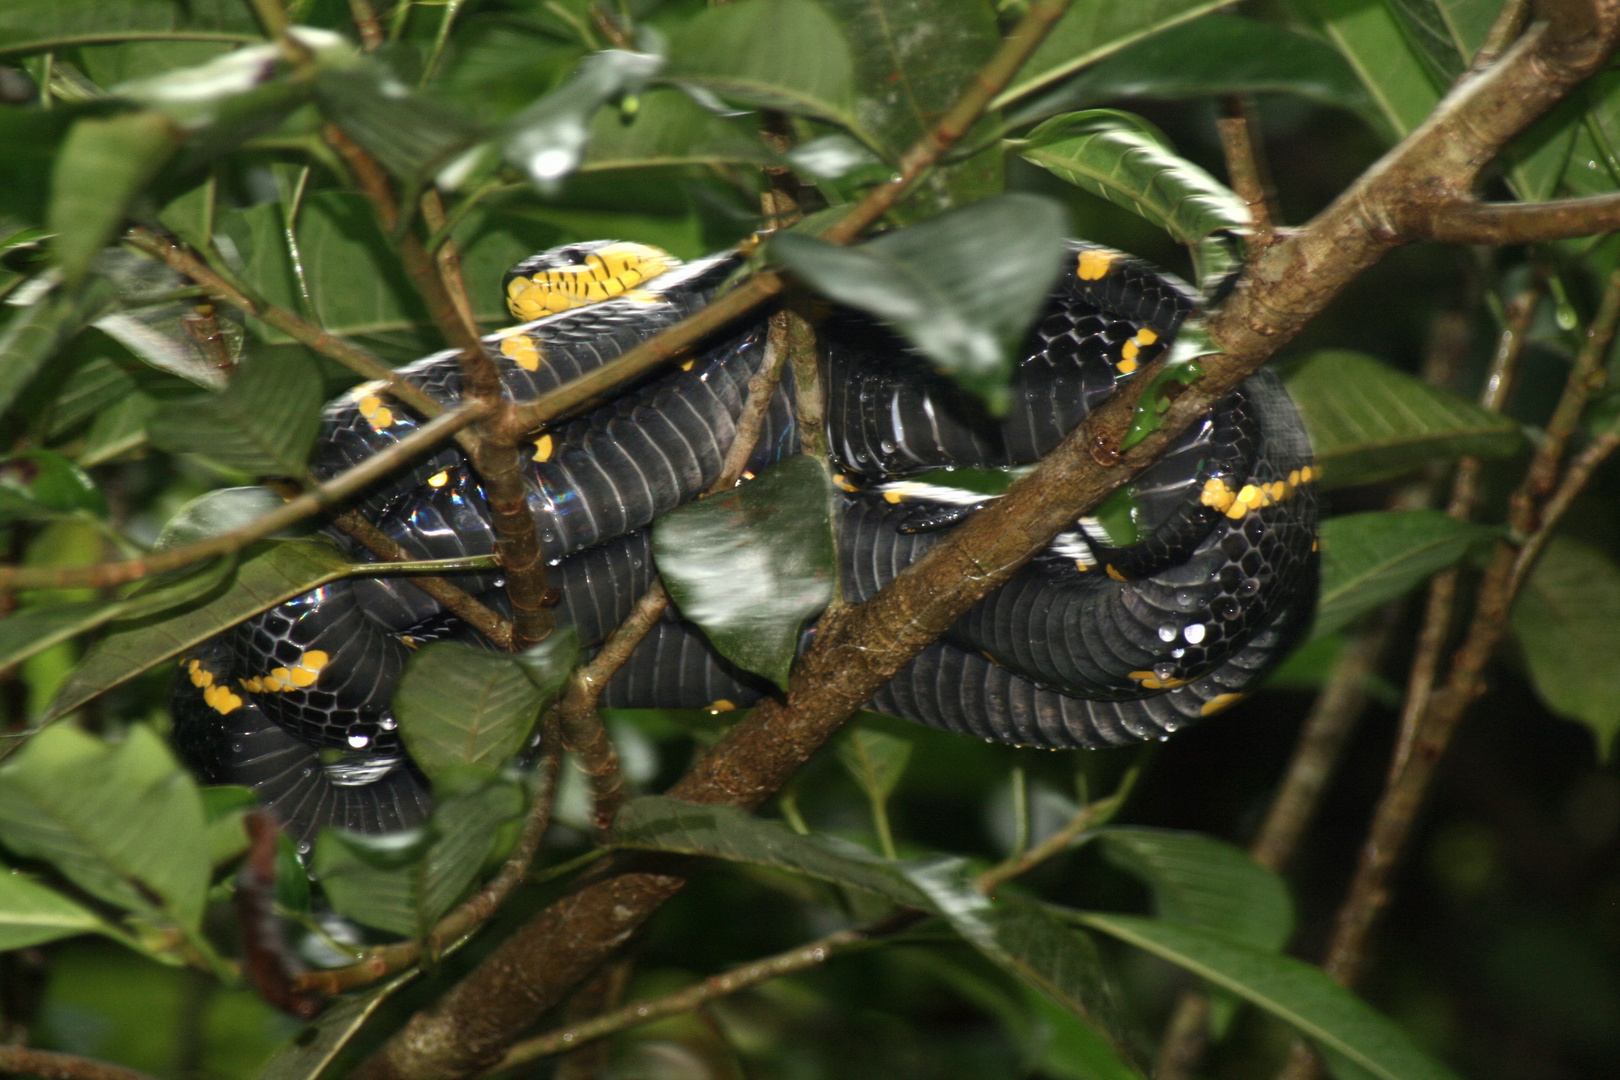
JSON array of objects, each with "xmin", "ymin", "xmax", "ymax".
[
  {"xmin": 997, "ymin": 0, "xmax": 1231, "ymax": 108},
  {"xmin": 772, "ymin": 195, "xmax": 1069, "ymax": 413},
  {"xmin": 837, "ymin": 725, "xmax": 913, "ymax": 803},
  {"xmin": 665, "ymin": 0, "xmax": 863, "ymax": 143},
  {"xmin": 1313, "ymin": 511, "xmax": 1498, "ymax": 640},
  {"xmin": 1285, "ymin": 351, "xmax": 1522, "ymax": 488},
  {"xmin": 612, "ymin": 795, "xmax": 932, "ymax": 908},
  {"xmin": 148, "ymin": 352, "xmax": 323, "ymax": 476},
  {"xmin": 0, "ymin": 278, "xmax": 119, "ymax": 415},
  {"xmin": 395, "ymin": 631, "xmax": 578, "ymax": 785},
  {"xmin": 316, "ymin": 64, "xmax": 482, "ymax": 183},
  {"xmin": 0, "ymin": 725, "xmax": 208, "ymax": 932},
  {"xmin": 0, "ymin": 862, "xmax": 114, "ymax": 949},
  {"xmin": 1081, "ymin": 913, "xmax": 1461, "ymax": 1080},
  {"xmin": 503, "ymin": 50, "xmax": 664, "ymax": 188},
  {"xmin": 257, "ymin": 973, "xmax": 417, "ymax": 1080},
  {"xmin": 581, "ymin": 88, "xmax": 776, "ymax": 172},
  {"xmin": 49, "ymin": 110, "xmax": 182, "ymax": 286},
  {"xmin": 1018, "ymin": 110, "xmax": 1246, "ymax": 292},
  {"xmin": 0, "ymin": 449, "xmax": 106, "ymax": 522},
  {"xmin": 0, "ymin": 0, "xmax": 258, "ymax": 56},
  {"xmin": 1512, "ymin": 537, "xmax": 1620, "ymax": 759},
  {"xmin": 44, "ymin": 540, "xmax": 352, "ymax": 721},
  {"xmin": 1289, "ymin": 0, "xmax": 1440, "ymax": 140},
  {"xmin": 314, "ymin": 781, "xmax": 527, "ymax": 937},
  {"xmin": 654, "ymin": 455, "xmax": 836, "ymax": 690}
]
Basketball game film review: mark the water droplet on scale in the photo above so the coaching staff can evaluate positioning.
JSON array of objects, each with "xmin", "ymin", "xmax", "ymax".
[
  {"xmin": 1153, "ymin": 662, "xmax": 1176, "ymax": 682},
  {"xmin": 1157, "ymin": 624, "xmax": 1178, "ymax": 642}
]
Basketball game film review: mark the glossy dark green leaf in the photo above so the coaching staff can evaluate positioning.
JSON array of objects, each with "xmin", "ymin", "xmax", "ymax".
[
  {"xmin": 819, "ymin": 0, "xmax": 1000, "ymax": 217},
  {"xmin": 837, "ymin": 725, "xmax": 913, "ymax": 803},
  {"xmin": 316, "ymin": 64, "xmax": 482, "ymax": 183},
  {"xmin": 1313, "ymin": 511, "xmax": 1498, "ymax": 640},
  {"xmin": 49, "ymin": 110, "xmax": 182, "ymax": 286},
  {"xmin": 772, "ymin": 194, "xmax": 1069, "ymax": 413},
  {"xmin": 154, "ymin": 486, "xmax": 296, "ymax": 549},
  {"xmin": 996, "ymin": 0, "xmax": 1230, "ymax": 109},
  {"xmin": 0, "ymin": 725, "xmax": 208, "ymax": 932},
  {"xmin": 905, "ymin": 861, "xmax": 1142, "ymax": 1076},
  {"xmin": 1016, "ymin": 14, "xmax": 1375, "ymax": 123},
  {"xmin": 1381, "ymin": 0, "xmax": 1498, "ymax": 87},
  {"xmin": 1285, "ymin": 351, "xmax": 1523, "ymax": 488},
  {"xmin": 314, "ymin": 781, "xmax": 526, "ymax": 937},
  {"xmin": 1512, "ymin": 537, "xmax": 1620, "ymax": 759},
  {"xmin": 1018, "ymin": 110, "xmax": 1245, "ymax": 292},
  {"xmin": 44, "ymin": 540, "xmax": 352, "ymax": 721},
  {"xmin": 581, "ymin": 87, "xmax": 776, "ymax": 172},
  {"xmin": 653, "ymin": 455, "xmax": 835, "ymax": 690},
  {"xmin": 1288, "ymin": 0, "xmax": 1439, "ymax": 140},
  {"xmin": 665, "ymin": 0, "xmax": 862, "ymax": 141},
  {"xmin": 502, "ymin": 49, "xmax": 664, "ymax": 189},
  {"xmin": 0, "ymin": 861, "xmax": 114, "ymax": 949},
  {"xmin": 256, "ymin": 973, "xmax": 417, "ymax": 1080},
  {"xmin": 0, "ymin": 277, "xmax": 119, "ymax": 415},
  {"xmin": 1081, "ymin": 913, "xmax": 1461, "ymax": 1080},
  {"xmin": 147, "ymin": 352, "xmax": 323, "ymax": 476},
  {"xmin": 43, "ymin": 355, "xmax": 138, "ymax": 440},
  {"xmin": 612, "ymin": 795, "xmax": 933, "ymax": 908},
  {"xmin": 0, "ymin": 449, "xmax": 106, "ymax": 522},
  {"xmin": 395, "ymin": 631, "xmax": 578, "ymax": 785},
  {"xmin": 0, "ymin": 0, "xmax": 258, "ymax": 57},
  {"xmin": 79, "ymin": 391, "xmax": 159, "ymax": 467}
]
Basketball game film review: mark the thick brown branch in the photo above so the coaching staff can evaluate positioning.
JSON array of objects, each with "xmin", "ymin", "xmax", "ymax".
[
  {"xmin": 0, "ymin": 1046, "xmax": 161, "ymax": 1080},
  {"xmin": 1405, "ymin": 192, "xmax": 1620, "ymax": 243},
  {"xmin": 0, "ymin": 404, "xmax": 488, "ymax": 591}
]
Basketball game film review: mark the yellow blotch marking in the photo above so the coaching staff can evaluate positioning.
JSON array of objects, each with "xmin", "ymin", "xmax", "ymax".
[
  {"xmin": 1074, "ymin": 560, "xmax": 1090, "ymax": 573},
  {"xmin": 677, "ymin": 357, "xmax": 695, "ymax": 372},
  {"xmin": 258, "ymin": 651, "xmax": 329, "ymax": 692},
  {"xmin": 1201, "ymin": 477, "xmax": 1237, "ymax": 513},
  {"xmin": 1127, "ymin": 670, "xmax": 1189, "ymax": 691},
  {"xmin": 499, "ymin": 335, "xmax": 542, "ymax": 372},
  {"xmin": 883, "ymin": 490, "xmax": 905, "ymax": 504},
  {"xmin": 240, "ymin": 677, "xmax": 264, "ymax": 693},
  {"xmin": 187, "ymin": 659, "xmax": 214, "ymax": 689},
  {"xmin": 357, "ymin": 395, "xmax": 395, "ymax": 431},
  {"xmin": 1200, "ymin": 692, "xmax": 1247, "ymax": 717},
  {"xmin": 1299, "ymin": 465, "xmax": 1316, "ymax": 483},
  {"xmin": 834, "ymin": 475, "xmax": 857, "ymax": 492},
  {"xmin": 427, "ymin": 470, "xmax": 449, "ymax": 488},
  {"xmin": 532, "ymin": 433, "xmax": 554, "ymax": 462},
  {"xmin": 1122, "ymin": 340, "xmax": 1139, "ymax": 363},
  {"xmin": 706, "ymin": 699, "xmax": 737, "ymax": 713},
  {"xmin": 1135, "ymin": 328, "xmax": 1158, "ymax": 347},
  {"xmin": 1078, "ymin": 249, "xmax": 1115, "ymax": 281},
  {"xmin": 1106, "ymin": 564, "xmax": 1128, "ymax": 582},
  {"xmin": 400, "ymin": 635, "xmax": 418, "ymax": 649},
  {"xmin": 1116, "ymin": 355, "xmax": 1139, "ymax": 375},
  {"xmin": 1288, "ymin": 469, "xmax": 1301, "ymax": 486},
  {"xmin": 203, "ymin": 684, "xmax": 243, "ymax": 714}
]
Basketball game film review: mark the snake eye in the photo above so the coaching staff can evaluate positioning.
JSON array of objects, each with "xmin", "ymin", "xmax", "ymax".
[{"xmin": 559, "ymin": 247, "xmax": 589, "ymax": 266}]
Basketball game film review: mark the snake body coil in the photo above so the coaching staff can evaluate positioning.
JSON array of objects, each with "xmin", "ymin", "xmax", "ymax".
[{"xmin": 172, "ymin": 240, "xmax": 1318, "ymax": 843}]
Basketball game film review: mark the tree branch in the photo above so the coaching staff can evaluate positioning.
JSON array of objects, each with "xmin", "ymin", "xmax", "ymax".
[
  {"xmin": 1404, "ymin": 192, "xmax": 1620, "ymax": 243},
  {"xmin": 0, "ymin": 1046, "xmax": 161, "ymax": 1080}
]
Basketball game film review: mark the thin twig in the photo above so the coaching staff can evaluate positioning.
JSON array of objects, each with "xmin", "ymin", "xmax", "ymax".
[
  {"xmin": 347, "ymin": 0, "xmax": 386, "ymax": 51},
  {"xmin": 0, "ymin": 404, "xmax": 488, "ymax": 591},
  {"xmin": 420, "ymin": 188, "xmax": 478, "ymax": 338},
  {"xmin": 1218, "ymin": 96, "xmax": 1278, "ymax": 250},
  {"xmin": 976, "ymin": 767, "xmax": 1137, "ymax": 895},
  {"xmin": 0, "ymin": 1046, "xmax": 162, "ymax": 1080},
  {"xmin": 292, "ymin": 730, "xmax": 564, "ymax": 995}
]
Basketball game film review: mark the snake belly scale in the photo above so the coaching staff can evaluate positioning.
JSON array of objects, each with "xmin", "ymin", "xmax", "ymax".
[{"xmin": 171, "ymin": 239, "xmax": 1319, "ymax": 843}]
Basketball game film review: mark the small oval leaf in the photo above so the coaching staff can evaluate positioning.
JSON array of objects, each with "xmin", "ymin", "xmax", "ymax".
[{"xmin": 1314, "ymin": 511, "xmax": 1498, "ymax": 640}]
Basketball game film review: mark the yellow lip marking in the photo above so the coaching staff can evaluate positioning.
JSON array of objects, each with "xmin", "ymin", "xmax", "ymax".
[
  {"xmin": 532, "ymin": 433, "xmax": 554, "ymax": 462},
  {"xmin": 428, "ymin": 470, "xmax": 449, "ymax": 488},
  {"xmin": 1078, "ymin": 249, "xmax": 1115, "ymax": 281},
  {"xmin": 357, "ymin": 394, "xmax": 395, "ymax": 431},
  {"xmin": 1201, "ymin": 692, "xmax": 1246, "ymax": 717},
  {"xmin": 500, "ymin": 334, "xmax": 542, "ymax": 372}
]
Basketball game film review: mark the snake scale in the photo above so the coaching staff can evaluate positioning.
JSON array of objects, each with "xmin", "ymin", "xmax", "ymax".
[{"xmin": 171, "ymin": 239, "xmax": 1319, "ymax": 843}]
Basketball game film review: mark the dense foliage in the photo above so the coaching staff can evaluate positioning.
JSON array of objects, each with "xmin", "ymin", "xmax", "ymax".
[{"xmin": 1, "ymin": 2, "xmax": 1618, "ymax": 1080}]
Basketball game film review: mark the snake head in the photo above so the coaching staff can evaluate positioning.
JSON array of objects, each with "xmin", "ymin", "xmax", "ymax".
[{"xmin": 502, "ymin": 240, "xmax": 681, "ymax": 321}]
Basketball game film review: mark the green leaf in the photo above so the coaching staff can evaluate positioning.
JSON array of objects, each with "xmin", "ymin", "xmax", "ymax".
[
  {"xmin": 581, "ymin": 88, "xmax": 776, "ymax": 172},
  {"xmin": 0, "ymin": 725, "xmax": 208, "ymax": 932},
  {"xmin": 314, "ymin": 781, "xmax": 525, "ymax": 937},
  {"xmin": 1098, "ymin": 827, "xmax": 1293, "ymax": 1036},
  {"xmin": 1288, "ymin": 0, "xmax": 1440, "ymax": 140},
  {"xmin": 49, "ymin": 110, "xmax": 182, "ymax": 286},
  {"xmin": 772, "ymin": 194, "xmax": 1069, "ymax": 413},
  {"xmin": 257, "ymin": 973, "xmax": 418, "ymax": 1080},
  {"xmin": 502, "ymin": 49, "xmax": 664, "ymax": 188},
  {"xmin": 612, "ymin": 795, "xmax": 932, "ymax": 908},
  {"xmin": 904, "ymin": 862, "xmax": 1143, "ymax": 1076},
  {"xmin": 199, "ymin": 785, "xmax": 255, "ymax": 867},
  {"xmin": 1313, "ymin": 511, "xmax": 1498, "ymax": 640},
  {"xmin": 665, "ymin": 0, "xmax": 863, "ymax": 142},
  {"xmin": 1081, "ymin": 913, "xmax": 1461, "ymax": 1080},
  {"xmin": 0, "ymin": 277, "xmax": 119, "ymax": 416},
  {"xmin": 1018, "ymin": 14, "xmax": 1375, "ymax": 123},
  {"xmin": 0, "ymin": 449, "xmax": 107, "ymax": 522},
  {"xmin": 653, "ymin": 455, "xmax": 836, "ymax": 690},
  {"xmin": 1380, "ymin": 0, "xmax": 1499, "ymax": 87},
  {"xmin": 395, "ymin": 631, "xmax": 578, "ymax": 786},
  {"xmin": 147, "ymin": 352, "xmax": 323, "ymax": 476},
  {"xmin": 1018, "ymin": 110, "xmax": 1246, "ymax": 292},
  {"xmin": 316, "ymin": 64, "xmax": 483, "ymax": 183},
  {"xmin": 997, "ymin": 0, "xmax": 1230, "ymax": 109},
  {"xmin": 837, "ymin": 725, "xmax": 913, "ymax": 804},
  {"xmin": 1284, "ymin": 351, "xmax": 1523, "ymax": 488},
  {"xmin": 0, "ymin": 0, "xmax": 259, "ymax": 57},
  {"xmin": 0, "ymin": 861, "xmax": 114, "ymax": 949},
  {"xmin": 44, "ymin": 540, "xmax": 352, "ymax": 721},
  {"xmin": 1512, "ymin": 537, "xmax": 1620, "ymax": 759}
]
